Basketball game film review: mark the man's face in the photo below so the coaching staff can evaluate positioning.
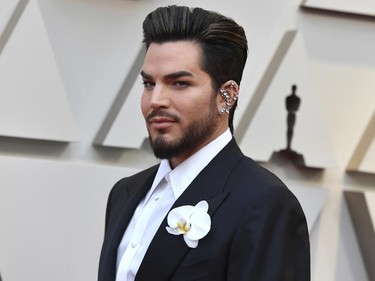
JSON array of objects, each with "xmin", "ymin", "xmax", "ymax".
[{"xmin": 141, "ymin": 41, "xmax": 224, "ymax": 167}]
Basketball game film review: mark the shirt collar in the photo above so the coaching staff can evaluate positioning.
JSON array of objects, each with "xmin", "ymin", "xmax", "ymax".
[
  {"xmin": 143, "ymin": 160, "xmax": 172, "ymax": 206},
  {"xmin": 146, "ymin": 129, "xmax": 232, "ymax": 204}
]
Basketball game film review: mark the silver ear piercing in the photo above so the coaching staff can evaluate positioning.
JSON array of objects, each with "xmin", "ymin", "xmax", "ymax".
[
  {"xmin": 219, "ymin": 89, "xmax": 231, "ymax": 114},
  {"xmin": 230, "ymin": 81, "xmax": 239, "ymax": 101}
]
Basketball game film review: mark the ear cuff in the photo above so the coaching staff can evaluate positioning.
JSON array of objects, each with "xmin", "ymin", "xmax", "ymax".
[
  {"xmin": 219, "ymin": 89, "xmax": 231, "ymax": 114},
  {"xmin": 230, "ymin": 81, "xmax": 239, "ymax": 101}
]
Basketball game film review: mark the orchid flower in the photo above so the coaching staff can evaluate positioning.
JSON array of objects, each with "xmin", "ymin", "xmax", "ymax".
[{"xmin": 166, "ymin": 200, "xmax": 211, "ymax": 248}]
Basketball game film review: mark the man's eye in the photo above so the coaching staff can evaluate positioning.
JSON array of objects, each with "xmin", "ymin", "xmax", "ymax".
[
  {"xmin": 142, "ymin": 81, "xmax": 155, "ymax": 89},
  {"xmin": 174, "ymin": 81, "xmax": 190, "ymax": 88}
]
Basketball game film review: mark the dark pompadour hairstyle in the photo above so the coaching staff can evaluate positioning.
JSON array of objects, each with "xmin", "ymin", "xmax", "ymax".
[{"xmin": 142, "ymin": 5, "xmax": 248, "ymax": 134}]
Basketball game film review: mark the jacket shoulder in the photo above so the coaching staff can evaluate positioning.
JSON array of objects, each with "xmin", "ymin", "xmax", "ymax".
[
  {"xmin": 229, "ymin": 156, "xmax": 300, "ymax": 207},
  {"xmin": 110, "ymin": 164, "xmax": 159, "ymax": 196}
]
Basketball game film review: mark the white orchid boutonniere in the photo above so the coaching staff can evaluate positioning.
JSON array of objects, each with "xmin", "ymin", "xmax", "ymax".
[{"xmin": 166, "ymin": 200, "xmax": 211, "ymax": 248}]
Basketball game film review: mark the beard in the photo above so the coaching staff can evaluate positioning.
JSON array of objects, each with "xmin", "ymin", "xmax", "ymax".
[{"xmin": 148, "ymin": 106, "xmax": 220, "ymax": 160}]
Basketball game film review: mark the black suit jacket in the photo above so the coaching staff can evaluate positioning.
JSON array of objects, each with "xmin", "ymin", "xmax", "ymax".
[{"xmin": 98, "ymin": 139, "xmax": 310, "ymax": 281}]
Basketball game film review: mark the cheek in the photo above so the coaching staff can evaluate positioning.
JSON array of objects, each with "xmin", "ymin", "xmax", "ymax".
[
  {"xmin": 141, "ymin": 94, "xmax": 150, "ymax": 117},
  {"xmin": 177, "ymin": 101, "xmax": 197, "ymax": 119},
  {"xmin": 182, "ymin": 101, "xmax": 211, "ymax": 121}
]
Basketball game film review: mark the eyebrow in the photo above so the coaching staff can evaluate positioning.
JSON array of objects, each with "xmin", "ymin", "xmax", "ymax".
[{"xmin": 140, "ymin": 70, "xmax": 194, "ymax": 80}]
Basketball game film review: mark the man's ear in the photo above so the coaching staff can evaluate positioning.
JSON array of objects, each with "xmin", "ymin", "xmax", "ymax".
[{"xmin": 216, "ymin": 80, "xmax": 239, "ymax": 114}]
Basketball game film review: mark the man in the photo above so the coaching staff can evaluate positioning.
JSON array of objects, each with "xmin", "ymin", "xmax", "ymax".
[{"xmin": 99, "ymin": 5, "xmax": 310, "ymax": 281}]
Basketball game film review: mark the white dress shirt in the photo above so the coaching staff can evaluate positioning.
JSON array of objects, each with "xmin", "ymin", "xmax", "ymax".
[{"xmin": 115, "ymin": 129, "xmax": 232, "ymax": 281}]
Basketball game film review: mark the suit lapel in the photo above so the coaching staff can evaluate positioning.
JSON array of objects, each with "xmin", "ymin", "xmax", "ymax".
[
  {"xmin": 110, "ymin": 172, "xmax": 156, "ymax": 249},
  {"xmin": 135, "ymin": 139, "xmax": 243, "ymax": 281},
  {"xmin": 99, "ymin": 167, "xmax": 157, "ymax": 281}
]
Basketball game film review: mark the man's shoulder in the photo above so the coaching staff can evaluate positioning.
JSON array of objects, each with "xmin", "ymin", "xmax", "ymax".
[
  {"xmin": 234, "ymin": 155, "xmax": 281, "ymax": 183},
  {"xmin": 126, "ymin": 164, "xmax": 159, "ymax": 182},
  {"xmin": 111, "ymin": 164, "xmax": 159, "ymax": 194},
  {"xmin": 211, "ymin": 156, "xmax": 305, "ymax": 234},
  {"xmin": 229, "ymin": 156, "xmax": 296, "ymax": 202}
]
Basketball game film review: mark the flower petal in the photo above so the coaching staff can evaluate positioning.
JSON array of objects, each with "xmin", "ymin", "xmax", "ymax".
[
  {"xmin": 187, "ymin": 211, "xmax": 211, "ymax": 240},
  {"xmin": 194, "ymin": 200, "xmax": 209, "ymax": 213},
  {"xmin": 183, "ymin": 235, "xmax": 198, "ymax": 248},
  {"xmin": 167, "ymin": 205, "xmax": 194, "ymax": 227},
  {"xmin": 166, "ymin": 226, "xmax": 181, "ymax": 236}
]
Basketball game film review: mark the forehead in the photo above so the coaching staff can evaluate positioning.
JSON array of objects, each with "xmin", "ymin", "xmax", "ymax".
[{"xmin": 142, "ymin": 41, "xmax": 204, "ymax": 76}]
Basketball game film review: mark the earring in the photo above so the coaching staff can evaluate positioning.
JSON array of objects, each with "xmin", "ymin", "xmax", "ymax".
[
  {"xmin": 220, "ymin": 89, "xmax": 231, "ymax": 113},
  {"xmin": 229, "ymin": 81, "xmax": 239, "ymax": 102},
  {"xmin": 230, "ymin": 82, "xmax": 239, "ymax": 102},
  {"xmin": 219, "ymin": 107, "xmax": 226, "ymax": 114}
]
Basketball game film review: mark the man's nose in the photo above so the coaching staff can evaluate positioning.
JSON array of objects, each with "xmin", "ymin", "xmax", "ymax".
[{"xmin": 150, "ymin": 85, "xmax": 170, "ymax": 109}]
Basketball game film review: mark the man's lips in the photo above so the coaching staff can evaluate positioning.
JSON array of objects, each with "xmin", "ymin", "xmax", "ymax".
[{"xmin": 148, "ymin": 116, "xmax": 177, "ymax": 130}]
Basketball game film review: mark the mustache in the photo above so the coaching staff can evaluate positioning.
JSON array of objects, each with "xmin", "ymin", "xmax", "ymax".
[{"xmin": 146, "ymin": 110, "xmax": 180, "ymax": 122}]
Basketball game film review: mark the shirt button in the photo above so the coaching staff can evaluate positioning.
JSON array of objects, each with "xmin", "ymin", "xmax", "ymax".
[{"xmin": 130, "ymin": 241, "xmax": 138, "ymax": 248}]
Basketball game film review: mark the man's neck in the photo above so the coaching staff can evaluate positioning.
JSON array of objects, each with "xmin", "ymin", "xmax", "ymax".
[{"xmin": 168, "ymin": 127, "xmax": 231, "ymax": 169}]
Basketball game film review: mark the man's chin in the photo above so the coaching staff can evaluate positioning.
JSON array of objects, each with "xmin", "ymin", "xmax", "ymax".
[
  {"xmin": 149, "ymin": 131, "xmax": 176, "ymax": 145},
  {"xmin": 152, "ymin": 145, "xmax": 178, "ymax": 160},
  {"xmin": 149, "ymin": 136, "xmax": 182, "ymax": 160}
]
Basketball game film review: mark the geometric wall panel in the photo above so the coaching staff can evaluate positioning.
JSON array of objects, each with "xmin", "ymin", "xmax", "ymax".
[
  {"xmin": 0, "ymin": 155, "xmax": 138, "ymax": 281},
  {"xmin": 0, "ymin": 0, "xmax": 26, "ymax": 43},
  {"xmin": 288, "ymin": 183, "xmax": 327, "ymax": 233},
  {"xmin": 302, "ymin": 0, "xmax": 375, "ymax": 17},
  {"xmin": 0, "ymin": 0, "xmax": 79, "ymax": 142},
  {"xmin": 95, "ymin": 46, "xmax": 147, "ymax": 148},
  {"xmin": 239, "ymin": 31, "xmax": 336, "ymax": 168},
  {"xmin": 344, "ymin": 191, "xmax": 375, "ymax": 281},
  {"xmin": 347, "ymin": 110, "xmax": 375, "ymax": 174}
]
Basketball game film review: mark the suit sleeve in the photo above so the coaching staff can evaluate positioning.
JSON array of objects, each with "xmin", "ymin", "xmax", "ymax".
[
  {"xmin": 103, "ymin": 178, "xmax": 127, "ymax": 233},
  {"xmin": 227, "ymin": 186, "xmax": 310, "ymax": 281},
  {"xmin": 104, "ymin": 185, "xmax": 114, "ymax": 233}
]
